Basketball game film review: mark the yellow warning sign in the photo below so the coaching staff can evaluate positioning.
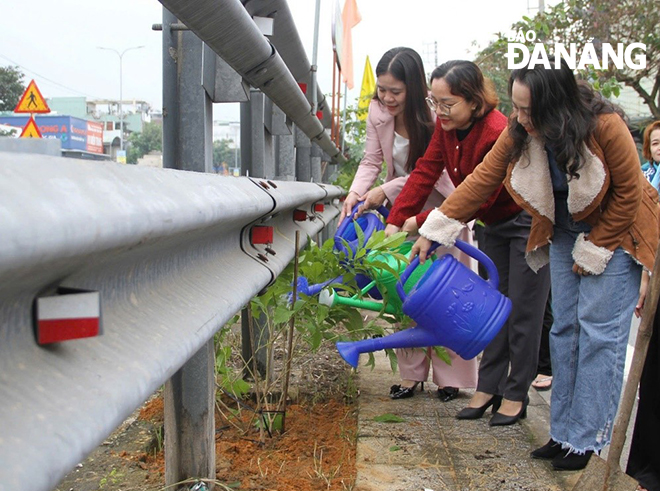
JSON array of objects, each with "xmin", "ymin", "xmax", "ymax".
[
  {"xmin": 20, "ymin": 116, "xmax": 43, "ymax": 138},
  {"xmin": 14, "ymin": 80, "xmax": 51, "ymax": 114}
]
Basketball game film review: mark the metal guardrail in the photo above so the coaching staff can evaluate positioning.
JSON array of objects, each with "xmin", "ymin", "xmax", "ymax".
[
  {"xmin": 158, "ymin": 0, "xmax": 346, "ymax": 164},
  {"xmin": 0, "ymin": 152, "xmax": 341, "ymax": 491}
]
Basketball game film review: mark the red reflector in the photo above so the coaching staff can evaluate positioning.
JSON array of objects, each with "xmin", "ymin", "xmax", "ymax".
[
  {"xmin": 293, "ymin": 210, "xmax": 308, "ymax": 221},
  {"xmin": 298, "ymin": 83, "xmax": 307, "ymax": 94},
  {"xmin": 316, "ymin": 111, "xmax": 323, "ymax": 120},
  {"xmin": 251, "ymin": 226, "xmax": 274, "ymax": 244},
  {"xmin": 36, "ymin": 290, "xmax": 101, "ymax": 345},
  {"xmin": 314, "ymin": 204, "xmax": 325, "ymax": 212},
  {"xmin": 38, "ymin": 318, "xmax": 100, "ymax": 344}
]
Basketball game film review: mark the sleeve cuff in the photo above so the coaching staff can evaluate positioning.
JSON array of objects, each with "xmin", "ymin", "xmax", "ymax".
[
  {"xmin": 418, "ymin": 209, "xmax": 466, "ymax": 247},
  {"xmin": 571, "ymin": 233, "xmax": 614, "ymax": 275}
]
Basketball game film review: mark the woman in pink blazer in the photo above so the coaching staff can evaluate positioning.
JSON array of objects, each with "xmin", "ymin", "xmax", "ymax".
[{"xmin": 340, "ymin": 47, "xmax": 478, "ymax": 402}]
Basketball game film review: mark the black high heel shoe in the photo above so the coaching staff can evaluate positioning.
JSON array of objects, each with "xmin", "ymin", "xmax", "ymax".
[
  {"xmin": 389, "ymin": 381, "xmax": 424, "ymax": 399},
  {"xmin": 437, "ymin": 387, "xmax": 459, "ymax": 402},
  {"xmin": 551, "ymin": 450, "xmax": 594, "ymax": 470},
  {"xmin": 489, "ymin": 396, "xmax": 529, "ymax": 426},
  {"xmin": 455, "ymin": 394, "xmax": 502, "ymax": 419},
  {"xmin": 531, "ymin": 439, "xmax": 563, "ymax": 460}
]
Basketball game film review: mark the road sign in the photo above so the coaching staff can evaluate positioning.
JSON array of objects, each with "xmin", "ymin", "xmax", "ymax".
[
  {"xmin": 14, "ymin": 79, "xmax": 51, "ymax": 114},
  {"xmin": 20, "ymin": 116, "xmax": 42, "ymax": 138}
]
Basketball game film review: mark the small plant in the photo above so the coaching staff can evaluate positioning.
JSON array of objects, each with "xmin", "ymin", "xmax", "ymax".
[
  {"xmin": 98, "ymin": 467, "xmax": 123, "ymax": 488},
  {"xmin": 372, "ymin": 413, "xmax": 406, "ymax": 423}
]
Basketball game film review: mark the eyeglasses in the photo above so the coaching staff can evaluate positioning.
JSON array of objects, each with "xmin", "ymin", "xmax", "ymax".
[{"xmin": 425, "ymin": 97, "xmax": 464, "ymax": 115}]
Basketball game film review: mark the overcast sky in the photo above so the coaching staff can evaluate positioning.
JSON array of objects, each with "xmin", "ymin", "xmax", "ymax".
[{"xmin": 1, "ymin": 0, "xmax": 552, "ymax": 122}]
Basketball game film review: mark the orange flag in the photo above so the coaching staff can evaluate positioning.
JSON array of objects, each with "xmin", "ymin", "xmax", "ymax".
[{"xmin": 340, "ymin": 0, "xmax": 362, "ymax": 90}]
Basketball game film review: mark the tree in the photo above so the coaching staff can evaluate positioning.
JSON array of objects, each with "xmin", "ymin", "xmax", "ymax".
[
  {"xmin": 213, "ymin": 139, "xmax": 240, "ymax": 173},
  {"xmin": 0, "ymin": 66, "xmax": 26, "ymax": 111},
  {"xmin": 334, "ymin": 103, "xmax": 368, "ymax": 190},
  {"xmin": 126, "ymin": 121, "xmax": 162, "ymax": 164},
  {"xmin": 474, "ymin": 0, "xmax": 660, "ymax": 120}
]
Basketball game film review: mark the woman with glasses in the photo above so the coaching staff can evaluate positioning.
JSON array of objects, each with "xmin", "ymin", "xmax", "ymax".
[
  {"xmin": 339, "ymin": 47, "xmax": 478, "ymax": 402},
  {"xmin": 385, "ymin": 60, "xmax": 551, "ymax": 425},
  {"xmin": 408, "ymin": 59, "xmax": 658, "ymax": 471}
]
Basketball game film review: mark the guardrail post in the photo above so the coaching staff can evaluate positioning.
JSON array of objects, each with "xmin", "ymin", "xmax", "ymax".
[
  {"xmin": 240, "ymin": 90, "xmax": 275, "ymax": 379},
  {"xmin": 294, "ymin": 125, "xmax": 312, "ymax": 183},
  {"xmin": 241, "ymin": 89, "xmax": 275, "ymax": 178},
  {"xmin": 275, "ymin": 133, "xmax": 295, "ymax": 181},
  {"xmin": 162, "ymin": 9, "xmax": 215, "ymax": 486},
  {"xmin": 311, "ymin": 143, "xmax": 323, "ymax": 183}
]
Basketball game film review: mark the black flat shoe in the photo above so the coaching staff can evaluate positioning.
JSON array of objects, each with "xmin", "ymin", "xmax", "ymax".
[
  {"xmin": 531, "ymin": 439, "xmax": 563, "ymax": 459},
  {"xmin": 389, "ymin": 381, "xmax": 423, "ymax": 399},
  {"xmin": 489, "ymin": 396, "xmax": 529, "ymax": 426},
  {"xmin": 456, "ymin": 395, "xmax": 502, "ymax": 419},
  {"xmin": 437, "ymin": 387, "xmax": 459, "ymax": 402},
  {"xmin": 551, "ymin": 450, "xmax": 594, "ymax": 471}
]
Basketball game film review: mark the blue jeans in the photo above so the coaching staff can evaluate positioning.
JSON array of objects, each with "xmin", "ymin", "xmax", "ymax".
[{"xmin": 549, "ymin": 225, "xmax": 641, "ymax": 454}]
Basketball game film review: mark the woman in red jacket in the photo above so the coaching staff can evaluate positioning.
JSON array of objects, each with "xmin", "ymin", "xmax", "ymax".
[{"xmin": 385, "ymin": 60, "xmax": 551, "ymax": 425}]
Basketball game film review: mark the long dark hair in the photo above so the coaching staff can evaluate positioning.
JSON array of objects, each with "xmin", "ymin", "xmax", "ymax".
[
  {"xmin": 430, "ymin": 60, "xmax": 499, "ymax": 121},
  {"xmin": 507, "ymin": 58, "xmax": 626, "ymax": 179},
  {"xmin": 374, "ymin": 47, "xmax": 434, "ymax": 172}
]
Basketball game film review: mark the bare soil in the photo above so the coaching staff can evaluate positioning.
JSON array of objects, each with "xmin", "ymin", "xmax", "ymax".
[{"xmin": 55, "ymin": 342, "xmax": 358, "ymax": 491}]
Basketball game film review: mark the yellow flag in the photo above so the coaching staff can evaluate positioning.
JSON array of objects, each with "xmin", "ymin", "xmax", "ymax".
[{"xmin": 357, "ymin": 56, "xmax": 375, "ymax": 121}]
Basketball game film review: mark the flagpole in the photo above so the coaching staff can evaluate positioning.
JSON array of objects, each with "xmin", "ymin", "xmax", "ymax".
[
  {"xmin": 341, "ymin": 82, "xmax": 348, "ymax": 154},
  {"xmin": 331, "ymin": 51, "xmax": 337, "ymax": 142}
]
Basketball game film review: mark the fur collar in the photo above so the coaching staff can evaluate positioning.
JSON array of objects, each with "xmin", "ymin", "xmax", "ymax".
[{"xmin": 509, "ymin": 137, "xmax": 606, "ymax": 222}]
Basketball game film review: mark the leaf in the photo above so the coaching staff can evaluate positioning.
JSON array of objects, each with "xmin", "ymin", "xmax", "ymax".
[
  {"xmin": 433, "ymin": 346, "xmax": 452, "ymax": 366},
  {"xmin": 386, "ymin": 349, "xmax": 399, "ymax": 373},
  {"xmin": 273, "ymin": 306, "xmax": 294, "ymax": 325},
  {"xmin": 372, "ymin": 413, "xmax": 406, "ymax": 423},
  {"xmin": 389, "ymin": 445, "xmax": 402, "ymax": 452},
  {"xmin": 310, "ymin": 329, "xmax": 323, "ymax": 351}
]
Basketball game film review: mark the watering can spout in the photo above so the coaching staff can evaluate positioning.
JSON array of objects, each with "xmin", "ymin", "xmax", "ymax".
[{"xmin": 336, "ymin": 325, "xmax": 445, "ymax": 368}]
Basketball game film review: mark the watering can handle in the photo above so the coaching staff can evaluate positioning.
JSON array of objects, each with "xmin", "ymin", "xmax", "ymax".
[
  {"xmin": 396, "ymin": 239, "xmax": 500, "ymax": 303},
  {"xmin": 337, "ymin": 201, "xmax": 389, "ymax": 229}
]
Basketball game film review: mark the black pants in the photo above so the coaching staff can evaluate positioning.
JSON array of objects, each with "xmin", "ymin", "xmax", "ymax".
[
  {"xmin": 537, "ymin": 291, "xmax": 553, "ymax": 376},
  {"xmin": 476, "ymin": 211, "xmax": 552, "ymax": 401}
]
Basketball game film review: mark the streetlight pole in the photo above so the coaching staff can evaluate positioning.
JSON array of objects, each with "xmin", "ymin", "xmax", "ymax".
[{"xmin": 97, "ymin": 45, "xmax": 144, "ymax": 154}]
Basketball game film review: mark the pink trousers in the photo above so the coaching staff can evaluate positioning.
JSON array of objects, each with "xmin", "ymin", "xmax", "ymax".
[{"xmin": 396, "ymin": 226, "xmax": 478, "ymax": 388}]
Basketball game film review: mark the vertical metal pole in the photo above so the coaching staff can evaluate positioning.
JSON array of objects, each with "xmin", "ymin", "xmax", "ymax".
[
  {"xmin": 275, "ymin": 134, "xmax": 295, "ymax": 180},
  {"xmin": 161, "ymin": 10, "xmax": 215, "ymax": 485},
  {"xmin": 162, "ymin": 9, "xmax": 178, "ymax": 170},
  {"xmin": 310, "ymin": 0, "xmax": 322, "ymax": 113},
  {"xmin": 240, "ymin": 90, "xmax": 274, "ymax": 378},
  {"xmin": 164, "ymin": 342, "xmax": 215, "ymax": 486},
  {"xmin": 294, "ymin": 125, "xmax": 312, "ymax": 182},
  {"xmin": 311, "ymin": 143, "xmax": 322, "ymax": 183}
]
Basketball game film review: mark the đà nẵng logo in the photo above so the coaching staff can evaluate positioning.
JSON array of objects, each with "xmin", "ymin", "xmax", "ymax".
[{"xmin": 505, "ymin": 30, "xmax": 647, "ymax": 70}]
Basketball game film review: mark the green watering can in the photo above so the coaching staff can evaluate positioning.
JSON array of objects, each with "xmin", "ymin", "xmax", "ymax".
[{"xmin": 318, "ymin": 241, "xmax": 434, "ymax": 316}]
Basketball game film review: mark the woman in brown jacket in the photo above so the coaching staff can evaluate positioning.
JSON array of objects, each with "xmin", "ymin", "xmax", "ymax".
[{"xmin": 411, "ymin": 59, "xmax": 659, "ymax": 471}]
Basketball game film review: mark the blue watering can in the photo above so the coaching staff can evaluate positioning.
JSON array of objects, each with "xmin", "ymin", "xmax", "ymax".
[
  {"xmin": 336, "ymin": 239, "xmax": 512, "ymax": 367},
  {"xmin": 294, "ymin": 202, "xmax": 389, "ymax": 298},
  {"xmin": 319, "ymin": 241, "xmax": 435, "ymax": 315}
]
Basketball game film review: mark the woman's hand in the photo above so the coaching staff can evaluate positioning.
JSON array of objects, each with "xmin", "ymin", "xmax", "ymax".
[
  {"xmin": 384, "ymin": 224, "xmax": 401, "ymax": 237},
  {"xmin": 356, "ymin": 187, "xmax": 386, "ymax": 216},
  {"xmin": 635, "ymin": 270, "xmax": 651, "ymax": 318},
  {"xmin": 401, "ymin": 216, "xmax": 419, "ymax": 235},
  {"xmin": 411, "ymin": 236, "xmax": 434, "ymax": 264},
  {"xmin": 339, "ymin": 191, "xmax": 361, "ymax": 223},
  {"xmin": 572, "ymin": 263, "xmax": 591, "ymax": 276}
]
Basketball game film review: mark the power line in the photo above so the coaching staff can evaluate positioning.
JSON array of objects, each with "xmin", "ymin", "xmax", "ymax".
[{"xmin": 0, "ymin": 54, "xmax": 102, "ymax": 99}]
